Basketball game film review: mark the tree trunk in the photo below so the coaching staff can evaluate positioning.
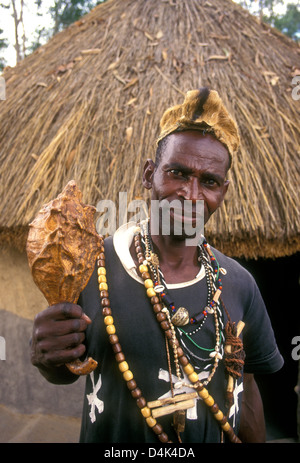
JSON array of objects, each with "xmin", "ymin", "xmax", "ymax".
[{"xmin": 10, "ymin": 0, "xmax": 26, "ymax": 63}]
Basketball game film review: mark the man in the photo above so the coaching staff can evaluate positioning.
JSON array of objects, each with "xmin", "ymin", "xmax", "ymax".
[{"xmin": 30, "ymin": 88, "xmax": 283, "ymax": 443}]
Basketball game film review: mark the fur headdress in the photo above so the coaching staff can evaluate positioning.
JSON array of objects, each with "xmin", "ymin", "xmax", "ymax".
[{"xmin": 157, "ymin": 88, "xmax": 240, "ymax": 166}]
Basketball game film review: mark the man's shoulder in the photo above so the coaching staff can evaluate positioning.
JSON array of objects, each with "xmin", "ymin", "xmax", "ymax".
[
  {"xmin": 209, "ymin": 245, "xmax": 255, "ymax": 283},
  {"xmin": 104, "ymin": 234, "xmax": 114, "ymax": 247}
]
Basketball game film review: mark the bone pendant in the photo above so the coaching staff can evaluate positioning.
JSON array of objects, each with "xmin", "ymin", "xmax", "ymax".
[{"xmin": 26, "ymin": 180, "xmax": 102, "ymax": 375}]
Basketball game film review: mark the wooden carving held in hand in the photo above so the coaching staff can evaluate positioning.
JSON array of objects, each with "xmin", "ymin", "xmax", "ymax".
[{"xmin": 27, "ymin": 180, "xmax": 102, "ymax": 375}]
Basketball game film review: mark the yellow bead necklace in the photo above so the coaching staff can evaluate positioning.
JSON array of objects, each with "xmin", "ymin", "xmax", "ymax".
[{"xmin": 97, "ymin": 234, "xmax": 241, "ymax": 443}]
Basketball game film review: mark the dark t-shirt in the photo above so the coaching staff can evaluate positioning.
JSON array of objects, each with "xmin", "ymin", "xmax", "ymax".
[{"xmin": 78, "ymin": 236, "xmax": 283, "ymax": 443}]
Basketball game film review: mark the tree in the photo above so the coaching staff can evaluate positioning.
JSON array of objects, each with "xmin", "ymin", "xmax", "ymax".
[
  {"xmin": 0, "ymin": 0, "xmax": 106, "ymax": 65},
  {"xmin": 26, "ymin": 0, "xmax": 52, "ymax": 54},
  {"xmin": 235, "ymin": 0, "xmax": 300, "ymax": 41},
  {"xmin": 29, "ymin": 0, "xmax": 106, "ymax": 53},
  {"xmin": 11, "ymin": 0, "xmax": 26, "ymax": 62},
  {"xmin": 236, "ymin": 0, "xmax": 281, "ymax": 18},
  {"xmin": 273, "ymin": 4, "xmax": 300, "ymax": 40},
  {"xmin": 0, "ymin": 28, "xmax": 8, "ymax": 71},
  {"xmin": 50, "ymin": 0, "xmax": 103, "ymax": 35},
  {"xmin": 0, "ymin": 0, "xmax": 27, "ymax": 63}
]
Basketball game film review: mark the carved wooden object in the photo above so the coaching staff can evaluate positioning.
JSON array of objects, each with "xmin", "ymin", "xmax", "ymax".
[{"xmin": 27, "ymin": 180, "xmax": 102, "ymax": 375}]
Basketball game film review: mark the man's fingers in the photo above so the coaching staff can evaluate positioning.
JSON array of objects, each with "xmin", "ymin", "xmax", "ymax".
[
  {"xmin": 31, "ymin": 303, "xmax": 92, "ymax": 370},
  {"xmin": 38, "ymin": 332, "xmax": 86, "ymax": 353},
  {"xmin": 59, "ymin": 303, "xmax": 91, "ymax": 323},
  {"xmin": 81, "ymin": 312, "xmax": 92, "ymax": 324},
  {"xmin": 34, "ymin": 303, "xmax": 91, "ymax": 323},
  {"xmin": 34, "ymin": 318, "xmax": 87, "ymax": 344},
  {"xmin": 33, "ymin": 344, "xmax": 87, "ymax": 367}
]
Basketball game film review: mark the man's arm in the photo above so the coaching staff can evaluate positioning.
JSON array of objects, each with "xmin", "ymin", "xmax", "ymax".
[{"xmin": 238, "ymin": 373, "xmax": 266, "ymax": 443}]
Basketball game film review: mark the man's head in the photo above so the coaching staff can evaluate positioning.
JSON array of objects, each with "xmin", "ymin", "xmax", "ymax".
[
  {"xmin": 155, "ymin": 87, "xmax": 239, "ymax": 167},
  {"xmin": 143, "ymin": 88, "xmax": 239, "ymax": 238}
]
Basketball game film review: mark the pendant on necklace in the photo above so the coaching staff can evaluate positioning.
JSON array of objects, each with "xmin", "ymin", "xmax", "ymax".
[
  {"xmin": 147, "ymin": 251, "xmax": 160, "ymax": 267},
  {"xmin": 154, "ymin": 284, "xmax": 165, "ymax": 293},
  {"xmin": 171, "ymin": 306, "xmax": 190, "ymax": 326},
  {"xmin": 206, "ymin": 305, "xmax": 215, "ymax": 314}
]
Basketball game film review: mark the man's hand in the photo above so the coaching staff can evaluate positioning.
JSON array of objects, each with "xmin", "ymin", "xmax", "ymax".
[{"xmin": 30, "ymin": 302, "xmax": 91, "ymax": 384}]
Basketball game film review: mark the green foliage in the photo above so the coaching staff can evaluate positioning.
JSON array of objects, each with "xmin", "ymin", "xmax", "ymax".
[
  {"xmin": 0, "ymin": 27, "xmax": 8, "ymax": 71},
  {"xmin": 273, "ymin": 4, "xmax": 300, "ymax": 39},
  {"xmin": 27, "ymin": 27, "xmax": 52, "ymax": 54},
  {"xmin": 235, "ymin": 0, "xmax": 299, "ymax": 41},
  {"xmin": 50, "ymin": 0, "xmax": 104, "ymax": 34},
  {"xmin": 0, "ymin": 0, "xmax": 108, "ymax": 65}
]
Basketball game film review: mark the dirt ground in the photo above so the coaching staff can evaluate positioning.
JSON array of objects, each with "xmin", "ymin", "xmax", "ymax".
[{"xmin": 0, "ymin": 404, "xmax": 81, "ymax": 443}]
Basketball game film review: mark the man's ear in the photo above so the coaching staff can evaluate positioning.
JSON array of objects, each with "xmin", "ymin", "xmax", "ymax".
[
  {"xmin": 224, "ymin": 179, "xmax": 230, "ymax": 194},
  {"xmin": 142, "ymin": 159, "xmax": 156, "ymax": 190},
  {"xmin": 221, "ymin": 180, "xmax": 230, "ymax": 202}
]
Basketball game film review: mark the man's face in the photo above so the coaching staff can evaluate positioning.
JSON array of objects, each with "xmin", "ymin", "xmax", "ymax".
[{"xmin": 143, "ymin": 130, "xmax": 230, "ymax": 237}]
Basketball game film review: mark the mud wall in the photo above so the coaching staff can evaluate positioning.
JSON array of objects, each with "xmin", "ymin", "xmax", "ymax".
[{"xmin": 0, "ymin": 245, "xmax": 85, "ymax": 442}]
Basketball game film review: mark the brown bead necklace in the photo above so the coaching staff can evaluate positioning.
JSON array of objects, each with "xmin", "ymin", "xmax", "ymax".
[
  {"xmin": 97, "ymin": 233, "xmax": 241, "ymax": 443},
  {"xmin": 139, "ymin": 219, "xmax": 224, "ymax": 384}
]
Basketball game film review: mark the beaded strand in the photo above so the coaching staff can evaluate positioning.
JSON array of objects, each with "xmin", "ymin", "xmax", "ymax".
[
  {"xmin": 97, "ymin": 234, "xmax": 241, "ymax": 444},
  {"xmin": 97, "ymin": 237, "xmax": 172, "ymax": 443},
  {"xmin": 132, "ymin": 231, "xmax": 241, "ymax": 443},
  {"xmin": 140, "ymin": 221, "xmax": 224, "ymax": 384},
  {"xmin": 135, "ymin": 232, "xmax": 221, "ymax": 386}
]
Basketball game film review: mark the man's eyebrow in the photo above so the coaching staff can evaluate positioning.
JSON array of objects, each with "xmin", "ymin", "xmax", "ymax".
[
  {"xmin": 163, "ymin": 162, "xmax": 193, "ymax": 172},
  {"xmin": 202, "ymin": 171, "xmax": 225, "ymax": 182},
  {"xmin": 164, "ymin": 163, "xmax": 226, "ymax": 182}
]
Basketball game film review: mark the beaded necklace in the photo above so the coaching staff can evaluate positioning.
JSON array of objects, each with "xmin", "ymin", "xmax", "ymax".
[
  {"xmin": 140, "ymin": 219, "xmax": 223, "ymax": 328},
  {"xmin": 96, "ymin": 232, "xmax": 241, "ymax": 443},
  {"xmin": 138, "ymin": 220, "xmax": 223, "ymax": 387},
  {"xmin": 177, "ymin": 246, "xmax": 226, "ymax": 373}
]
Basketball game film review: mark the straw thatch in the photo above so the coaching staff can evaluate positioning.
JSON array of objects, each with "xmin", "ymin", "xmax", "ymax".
[{"xmin": 0, "ymin": 0, "xmax": 299, "ymax": 259}]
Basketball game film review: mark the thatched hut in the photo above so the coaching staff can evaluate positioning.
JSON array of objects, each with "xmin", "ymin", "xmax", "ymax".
[{"xmin": 0, "ymin": 0, "xmax": 299, "ymax": 442}]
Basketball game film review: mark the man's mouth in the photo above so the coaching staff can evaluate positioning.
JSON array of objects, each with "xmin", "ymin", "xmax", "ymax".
[
  {"xmin": 151, "ymin": 199, "xmax": 205, "ymax": 239},
  {"xmin": 168, "ymin": 204, "xmax": 204, "ymax": 225}
]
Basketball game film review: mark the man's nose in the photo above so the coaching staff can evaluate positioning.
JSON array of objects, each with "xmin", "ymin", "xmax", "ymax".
[{"xmin": 182, "ymin": 177, "xmax": 203, "ymax": 202}]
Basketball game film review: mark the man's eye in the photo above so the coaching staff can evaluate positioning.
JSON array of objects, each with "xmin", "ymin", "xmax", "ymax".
[
  {"xmin": 170, "ymin": 169, "xmax": 184, "ymax": 177},
  {"xmin": 203, "ymin": 178, "xmax": 217, "ymax": 185}
]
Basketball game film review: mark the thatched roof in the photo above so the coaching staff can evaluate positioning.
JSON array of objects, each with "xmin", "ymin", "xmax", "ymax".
[{"xmin": 0, "ymin": 0, "xmax": 299, "ymax": 259}]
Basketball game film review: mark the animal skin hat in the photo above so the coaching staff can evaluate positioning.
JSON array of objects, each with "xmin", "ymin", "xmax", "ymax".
[{"xmin": 157, "ymin": 88, "xmax": 240, "ymax": 166}]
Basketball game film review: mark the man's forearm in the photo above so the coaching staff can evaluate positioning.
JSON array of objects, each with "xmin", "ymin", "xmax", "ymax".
[{"xmin": 238, "ymin": 373, "xmax": 266, "ymax": 443}]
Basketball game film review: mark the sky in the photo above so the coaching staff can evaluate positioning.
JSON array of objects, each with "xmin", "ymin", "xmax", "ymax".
[
  {"xmin": 0, "ymin": 0, "xmax": 298, "ymax": 68},
  {"xmin": 0, "ymin": 0, "xmax": 54, "ymax": 66}
]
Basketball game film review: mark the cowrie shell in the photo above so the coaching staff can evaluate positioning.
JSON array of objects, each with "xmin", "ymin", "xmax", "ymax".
[
  {"xmin": 154, "ymin": 285, "xmax": 165, "ymax": 293},
  {"xmin": 206, "ymin": 305, "xmax": 214, "ymax": 314}
]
